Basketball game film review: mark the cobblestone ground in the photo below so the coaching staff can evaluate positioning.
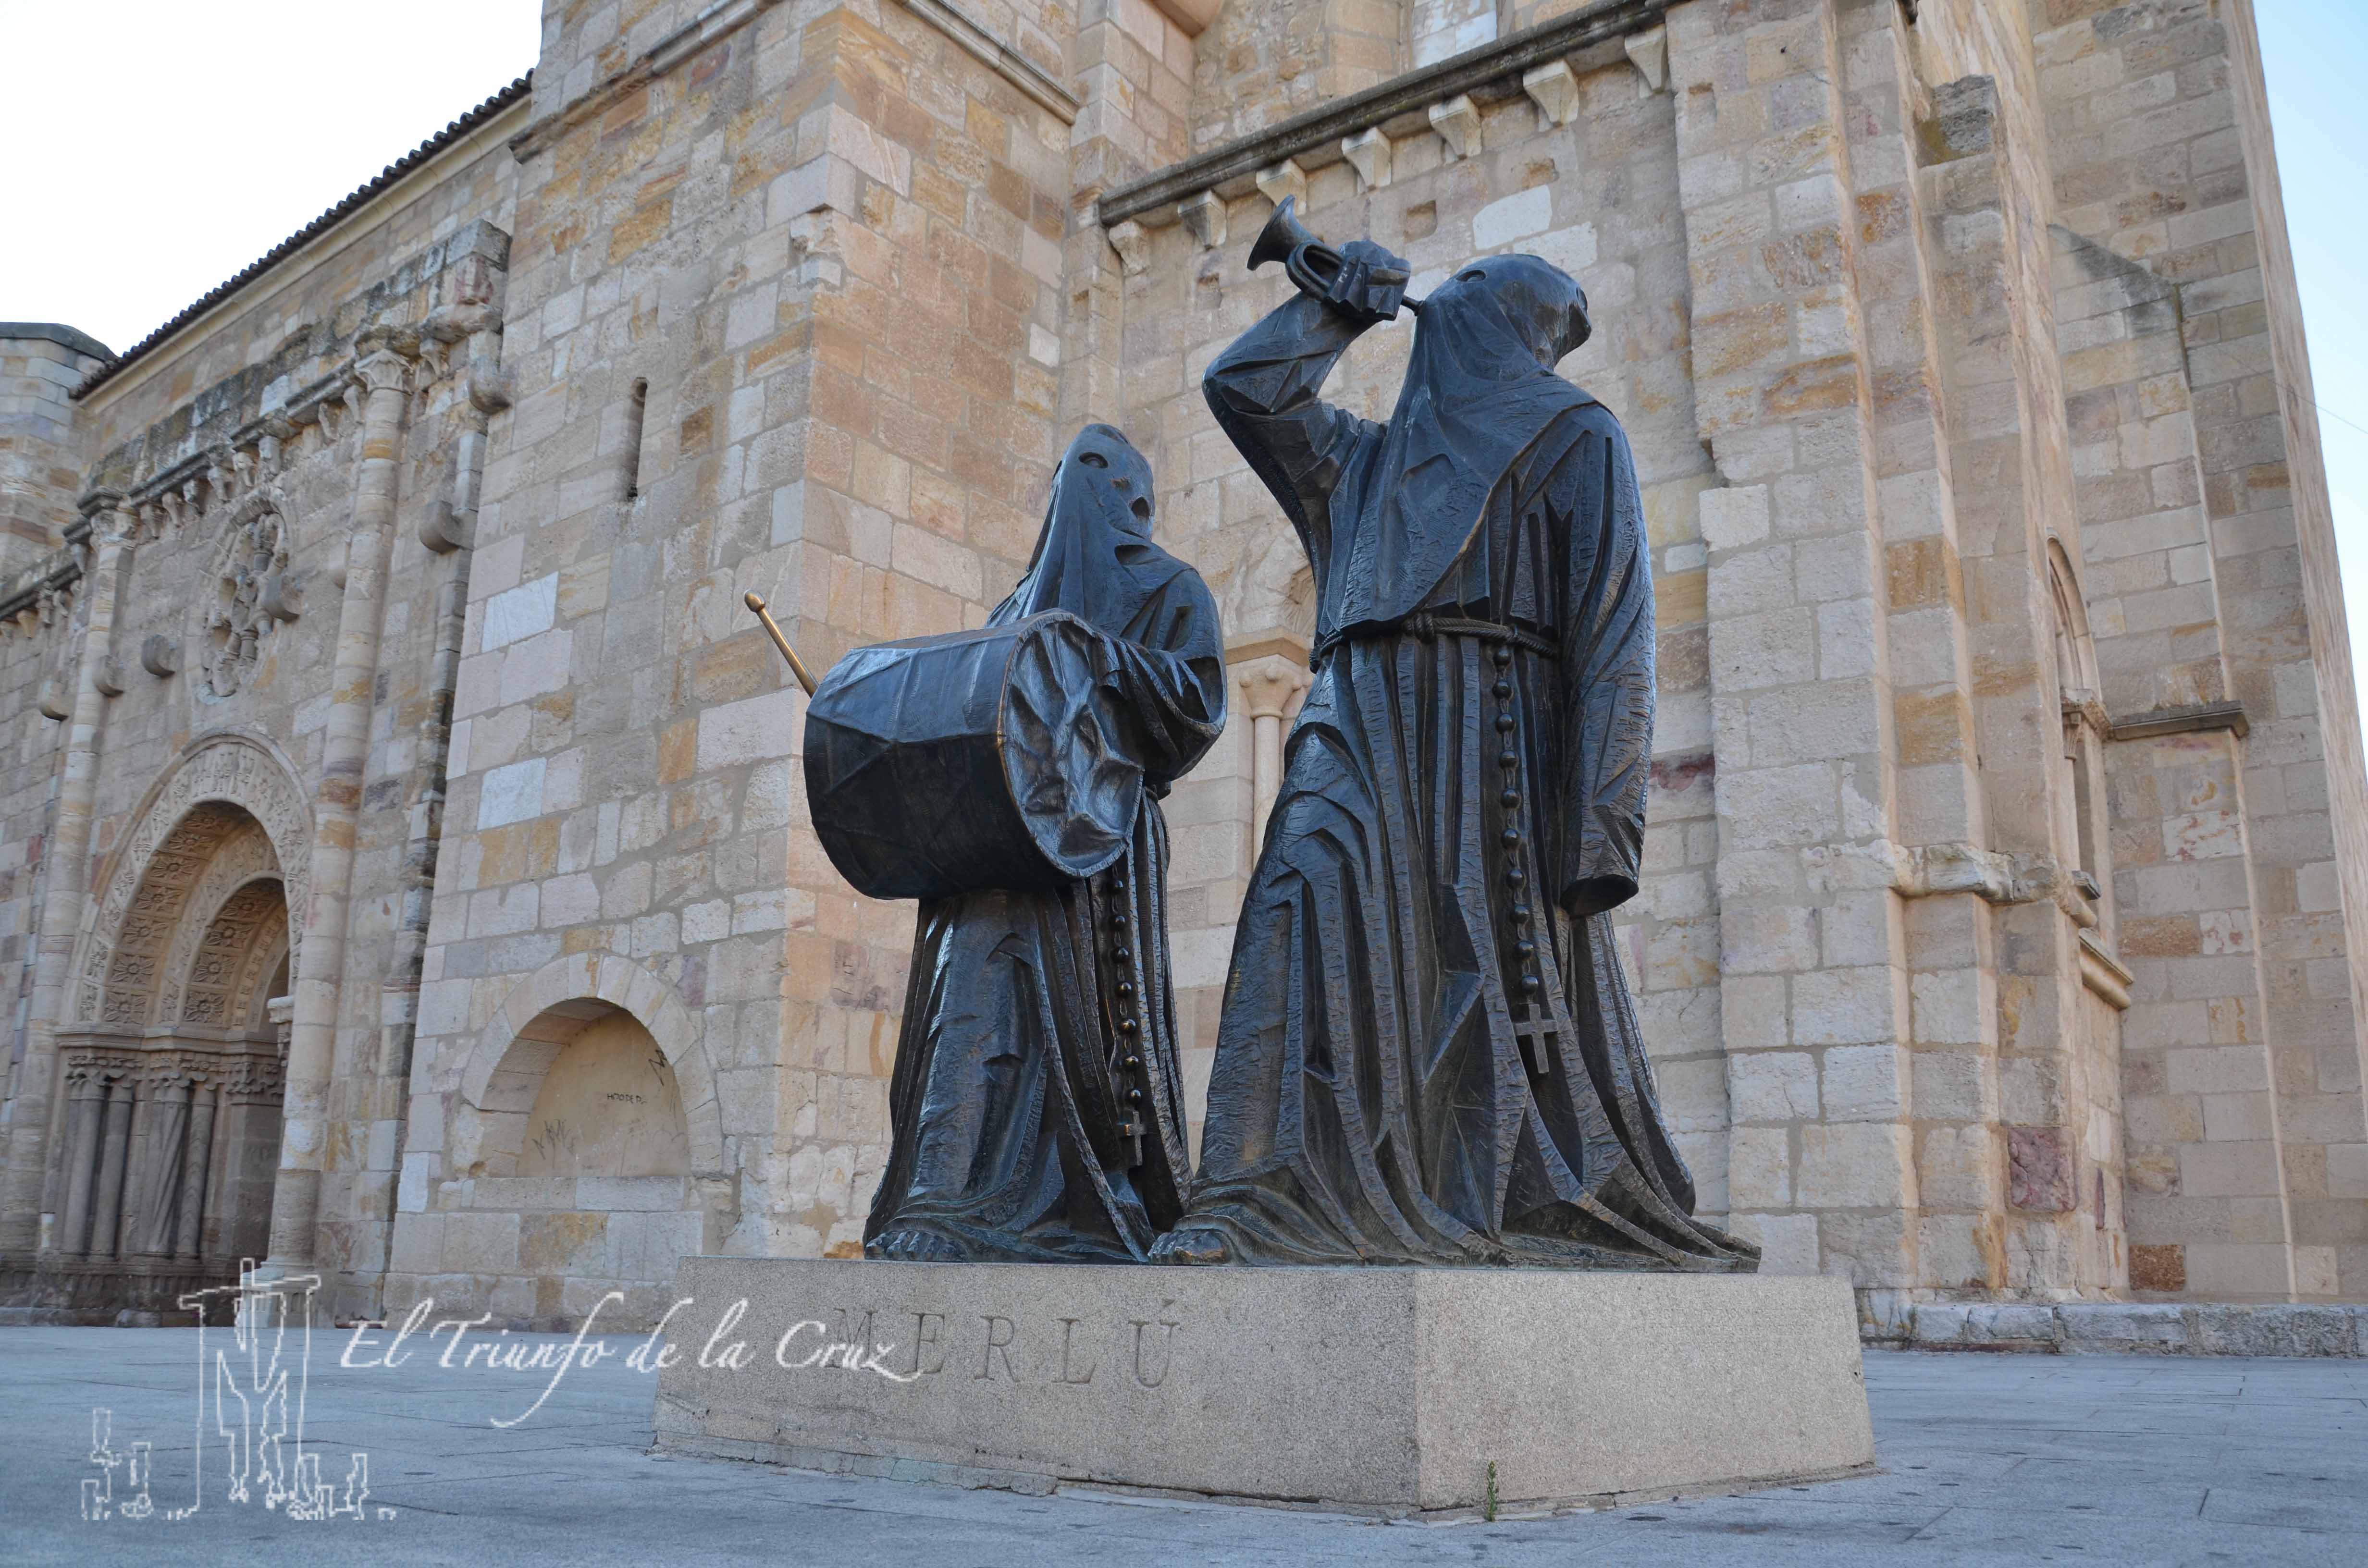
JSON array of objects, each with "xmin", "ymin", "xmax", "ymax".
[{"xmin": 0, "ymin": 1328, "xmax": 2361, "ymax": 1565}]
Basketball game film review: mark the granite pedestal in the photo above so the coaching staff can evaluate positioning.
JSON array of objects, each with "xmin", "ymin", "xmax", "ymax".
[{"xmin": 650, "ymin": 1258, "xmax": 1873, "ymax": 1515}]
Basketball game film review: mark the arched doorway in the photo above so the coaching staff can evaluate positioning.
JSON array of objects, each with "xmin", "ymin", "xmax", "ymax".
[
  {"xmin": 446, "ymin": 999, "xmax": 703, "ymax": 1328},
  {"xmin": 50, "ymin": 800, "xmax": 292, "ymax": 1318}
]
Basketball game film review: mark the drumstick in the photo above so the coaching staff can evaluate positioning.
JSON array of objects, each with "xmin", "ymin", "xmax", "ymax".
[{"xmin": 743, "ymin": 591, "xmax": 818, "ymax": 696}]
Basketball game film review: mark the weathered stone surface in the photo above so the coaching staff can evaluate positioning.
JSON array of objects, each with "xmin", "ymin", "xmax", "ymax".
[
  {"xmin": 2056, "ymin": 1303, "xmax": 2188, "ymax": 1352},
  {"xmin": 2193, "ymin": 1303, "xmax": 2361, "ymax": 1359},
  {"xmin": 1900, "ymin": 1301, "xmax": 2368, "ymax": 1358},
  {"xmin": 654, "ymin": 1258, "xmax": 1873, "ymax": 1513}
]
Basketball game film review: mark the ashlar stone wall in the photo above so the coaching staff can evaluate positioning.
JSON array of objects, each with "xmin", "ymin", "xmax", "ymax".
[{"xmin": 9, "ymin": 0, "xmax": 2365, "ymax": 1333}]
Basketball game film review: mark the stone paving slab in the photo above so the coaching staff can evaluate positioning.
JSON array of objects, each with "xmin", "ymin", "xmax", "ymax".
[{"xmin": 0, "ymin": 1328, "xmax": 2361, "ymax": 1564}]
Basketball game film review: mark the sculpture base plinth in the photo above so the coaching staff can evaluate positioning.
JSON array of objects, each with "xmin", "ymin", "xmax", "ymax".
[{"xmin": 652, "ymin": 1258, "xmax": 1873, "ymax": 1516}]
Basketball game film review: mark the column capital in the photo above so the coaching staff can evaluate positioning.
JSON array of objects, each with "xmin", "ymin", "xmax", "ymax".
[
  {"xmin": 351, "ymin": 326, "xmax": 421, "ymax": 394},
  {"xmin": 1233, "ymin": 652, "xmax": 1311, "ymax": 721}
]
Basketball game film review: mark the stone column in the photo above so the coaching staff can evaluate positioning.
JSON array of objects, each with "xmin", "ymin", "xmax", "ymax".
[
  {"xmin": 118, "ymin": 1074, "xmax": 160, "ymax": 1259},
  {"xmin": 1233, "ymin": 653, "xmax": 1310, "ymax": 857},
  {"xmin": 0, "ymin": 500, "xmax": 131, "ymax": 1256},
  {"xmin": 132, "ymin": 1074, "xmax": 192, "ymax": 1259},
  {"xmin": 261, "ymin": 335, "xmax": 413, "ymax": 1283},
  {"xmin": 87, "ymin": 1078, "xmax": 135, "ymax": 1262},
  {"xmin": 174, "ymin": 1080, "xmax": 218, "ymax": 1261},
  {"xmin": 55, "ymin": 1068, "xmax": 106, "ymax": 1257}
]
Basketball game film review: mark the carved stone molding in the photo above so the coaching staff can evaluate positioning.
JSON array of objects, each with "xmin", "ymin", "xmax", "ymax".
[
  {"xmin": 1522, "ymin": 61, "xmax": 1580, "ymax": 126},
  {"xmin": 1255, "ymin": 159, "xmax": 1308, "ymax": 210},
  {"xmin": 1341, "ymin": 128, "xmax": 1393, "ymax": 191},
  {"xmin": 1108, "ymin": 220, "xmax": 1150, "ymax": 277},
  {"xmin": 73, "ymin": 735, "xmax": 312, "ymax": 1028},
  {"xmin": 198, "ymin": 503, "xmax": 289, "ymax": 700},
  {"xmin": 1623, "ymin": 23, "xmax": 1667, "ymax": 91},
  {"xmin": 1179, "ymin": 191, "xmax": 1228, "ymax": 250},
  {"xmin": 62, "ymin": 1040, "xmax": 284, "ymax": 1100},
  {"xmin": 1233, "ymin": 652, "xmax": 1312, "ymax": 722},
  {"xmin": 1096, "ymin": 0, "xmax": 1673, "ymax": 227},
  {"xmin": 173, "ymin": 875, "xmax": 289, "ymax": 1028},
  {"xmin": 1429, "ymin": 95, "xmax": 1481, "ymax": 161},
  {"xmin": 2107, "ymin": 700, "xmax": 2248, "ymax": 742},
  {"xmin": 351, "ymin": 342, "xmax": 418, "ymax": 398}
]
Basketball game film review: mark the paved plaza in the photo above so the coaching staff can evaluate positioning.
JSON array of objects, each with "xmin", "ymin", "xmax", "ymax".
[{"xmin": 0, "ymin": 1327, "xmax": 2361, "ymax": 1564}]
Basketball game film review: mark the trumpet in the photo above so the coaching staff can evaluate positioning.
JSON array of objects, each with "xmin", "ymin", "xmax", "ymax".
[{"xmin": 1247, "ymin": 195, "xmax": 1427, "ymax": 317}]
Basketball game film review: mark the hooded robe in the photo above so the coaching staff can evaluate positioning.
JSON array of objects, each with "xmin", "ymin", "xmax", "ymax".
[
  {"xmin": 1164, "ymin": 257, "xmax": 1755, "ymax": 1270},
  {"xmin": 865, "ymin": 425, "xmax": 1225, "ymax": 1262}
]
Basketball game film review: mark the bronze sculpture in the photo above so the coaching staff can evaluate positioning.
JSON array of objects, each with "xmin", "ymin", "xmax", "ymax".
[
  {"xmin": 802, "ymin": 425, "xmax": 1225, "ymax": 1262},
  {"xmin": 1152, "ymin": 201, "xmax": 1757, "ymax": 1272}
]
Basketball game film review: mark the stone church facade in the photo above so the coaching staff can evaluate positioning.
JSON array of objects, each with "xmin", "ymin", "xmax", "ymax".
[{"xmin": 5, "ymin": 0, "xmax": 2365, "ymax": 1335}]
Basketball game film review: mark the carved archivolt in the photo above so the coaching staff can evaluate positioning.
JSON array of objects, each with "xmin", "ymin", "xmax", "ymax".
[
  {"xmin": 180, "ymin": 881, "xmax": 288, "ymax": 1028},
  {"xmin": 75, "ymin": 735, "xmax": 311, "ymax": 1028},
  {"xmin": 144, "ymin": 818, "xmax": 275, "ymax": 1023}
]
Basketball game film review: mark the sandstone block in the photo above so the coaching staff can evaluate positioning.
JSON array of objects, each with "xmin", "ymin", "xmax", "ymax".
[
  {"xmin": 2057, "ymin": 1303, "xmax": 2188, "ymax": 1352},
  {"xmin": 2193, "ymin": 1303, "xmax": 2360, "ymax": 1358}
]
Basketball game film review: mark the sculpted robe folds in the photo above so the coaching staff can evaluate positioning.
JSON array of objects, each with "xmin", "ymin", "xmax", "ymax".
[
  {"xmin": 860, "ymin": 426, "xmax": 1225, "ymax": 1263},
  {"xmin": 1169, "ymin": 261, "xmax": 1755, "ymax": 1270}
]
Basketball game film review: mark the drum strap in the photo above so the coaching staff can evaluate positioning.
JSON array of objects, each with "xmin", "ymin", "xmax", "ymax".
[{"xmin": 1315, "ymin": 613, "xmax": 1559, "ymax": 667}]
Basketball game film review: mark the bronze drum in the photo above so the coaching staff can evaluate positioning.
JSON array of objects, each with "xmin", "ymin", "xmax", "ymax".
[{"xmin": 803, "ymin": 612, "xmax": 1143, "ymax": 900}]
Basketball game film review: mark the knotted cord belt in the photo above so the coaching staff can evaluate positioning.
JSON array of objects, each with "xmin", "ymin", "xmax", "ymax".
[
  {"xmin": 1311, "ymin": 610, "xmax": 1568, "ymax": 1076},
  {"xmin": 1314, "ymin": 612, "xmax": 1559, "ymax": 667}
]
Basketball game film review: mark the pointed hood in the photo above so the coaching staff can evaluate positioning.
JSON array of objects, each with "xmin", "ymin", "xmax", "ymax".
[
  {"xmin": 1334, "ymin": 255, "xmax": 1595, "ymax": 630},
  {"xmin": 994, "ymin": 424, "xmax": 1188, "ymax": 637}
]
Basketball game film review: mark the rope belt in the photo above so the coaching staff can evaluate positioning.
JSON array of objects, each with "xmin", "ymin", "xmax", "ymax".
[{"xmin": 1315, "ymin": 613, "xmax": 1560, "ymax": 667}]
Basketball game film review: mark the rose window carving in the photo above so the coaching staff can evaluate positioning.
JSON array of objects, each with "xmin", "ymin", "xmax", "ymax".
[{"xmin": 201, "ymin": 508, "xmax": 289, "ymax": 699}]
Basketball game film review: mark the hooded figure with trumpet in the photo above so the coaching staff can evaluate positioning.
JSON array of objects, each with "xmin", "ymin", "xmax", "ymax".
[{"xmin": 1154, "ymin": 202, "xmax": 1755, "ymax": 1273}]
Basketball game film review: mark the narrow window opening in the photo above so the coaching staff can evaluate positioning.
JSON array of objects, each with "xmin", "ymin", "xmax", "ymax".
[{"xmin": 621, "ymin": 377, "xmax": 648, "ymax": 502}]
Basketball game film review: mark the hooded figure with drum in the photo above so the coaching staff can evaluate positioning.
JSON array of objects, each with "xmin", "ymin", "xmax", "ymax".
[{"xmin": 800, "ymin": 424, "xmax": 1225, "ymax": 1263}]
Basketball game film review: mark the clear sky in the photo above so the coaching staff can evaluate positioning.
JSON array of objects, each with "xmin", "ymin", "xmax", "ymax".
[
  {"xmin": 2, "ymin": 1, "xmax": 2363, "ymax": 741},
  {"xmin": 2257, "ymin": 3, "xmax": 2368, "ymax": 738}
]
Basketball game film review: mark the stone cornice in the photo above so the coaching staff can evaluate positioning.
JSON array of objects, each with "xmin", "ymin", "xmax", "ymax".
[
  {"xmin": 0, "ymin": 542, "xmax": 83, "ymax": 627},
  {"xmin": 897, "ymin": 0, "xmax": 1078, "ymax": 125},
  {"xmin": 2108, "ymin": 700, "xmax": 2249, "ymax": 742},
  {"xmin": 2078, "ymin": 931, "xmax": 2134, "ymax": 1011},
  {"xmin": 510, "ymin": 0, "xmax": 787, "ymax": 161},
  {"xmin": 0, "ymin": 322, "xmax": 115, "ymax": 361},
  {"xmin": 1223, "ymin": 631, "xmax": 1310, "ymax": 667},
  {"xmin": 1096, "ymin": 0, "xmax": 1669, "ymax": 228}
]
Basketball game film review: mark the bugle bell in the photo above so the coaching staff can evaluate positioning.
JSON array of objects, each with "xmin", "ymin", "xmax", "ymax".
[{"xmin": 1247, "ymin": 196, "xmax": 1425, "ymax": 316}]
